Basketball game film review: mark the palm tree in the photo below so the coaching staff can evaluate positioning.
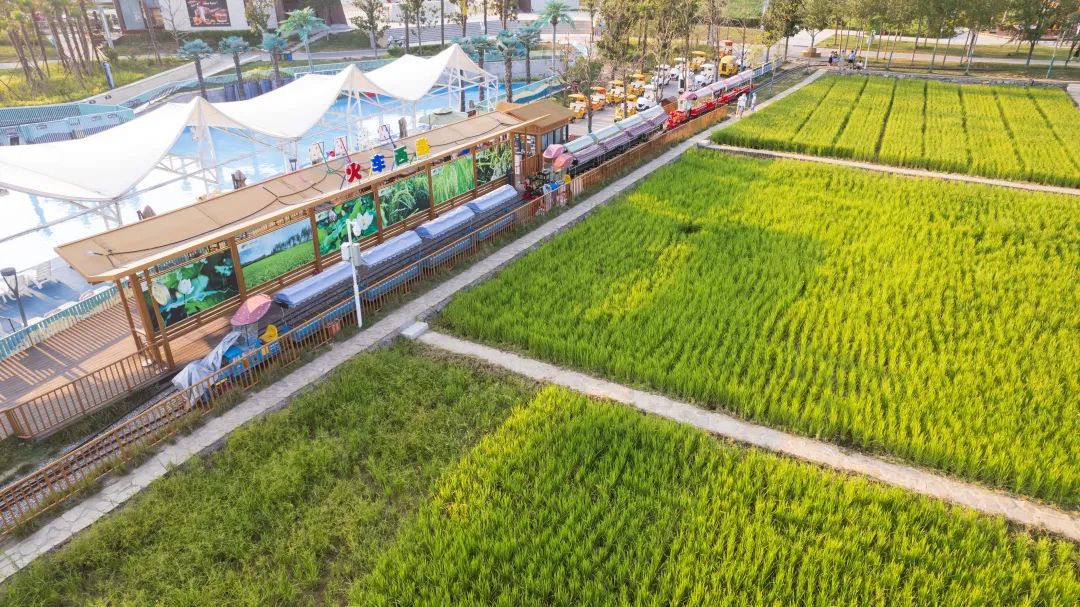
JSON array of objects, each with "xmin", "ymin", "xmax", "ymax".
[
  {"xmin": 463, "ymin": 34, "xmax": 495, "ymax": 103},
  {"xmin": 218, "ymin": 36, "xmax": 250, "ymax": 99},
  {"xmin": 542, "ymin": 0, "xmax": 571, "ymax": 71},
  {"xmin": 516, "ymin": 23, "xmax": 541, "ymax": 82},
  {"xmin": 495, "ymin": 29, "xmax": 519, "ymax": 101},
  {"xmin": 260, "ymin": 32, "xmax": 288, "ymax": 87},
  {"xmin": 178, "ymin": 39, "xmax": 214, "ymax": 100},
  {"xmin": 277, "ymin": 7, "xmax": 325, "ymax": 74}
]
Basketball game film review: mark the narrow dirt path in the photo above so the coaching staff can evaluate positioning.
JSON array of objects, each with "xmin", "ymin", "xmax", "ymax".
[
  {"xmin": 700, "ymin": 143, "xmax": 1080, "ymax": 196},
  {"xmin": 414, "ymin": 328, "xmax": 1080, "ymax": 542}
]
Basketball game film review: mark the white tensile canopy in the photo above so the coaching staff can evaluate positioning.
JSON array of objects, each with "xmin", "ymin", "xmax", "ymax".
[{"xmin": 0, "ymin": 45, "xmax": 496, "ymax": 203}]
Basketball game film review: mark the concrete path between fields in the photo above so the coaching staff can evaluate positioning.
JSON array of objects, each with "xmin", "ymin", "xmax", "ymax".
[
  {"xmin": 1068, "ymin": 84, "xmax": 1080, "ymax": 107},
  {"xmin": 0, "ymin": 65, "xmax": 827, "ymax": 584},
  {"xmin": 700, "ymin": 143, "xmax": 1080, "ymax": 197},
  {"xmin": 413, "ymin": 329, "xmax": 1080, "ymax": 542}
]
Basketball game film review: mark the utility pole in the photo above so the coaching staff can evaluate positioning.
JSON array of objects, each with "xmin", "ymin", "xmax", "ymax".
[{"xmin": 761, "ymin": 0, "xmax": 770, "ymax": 62}]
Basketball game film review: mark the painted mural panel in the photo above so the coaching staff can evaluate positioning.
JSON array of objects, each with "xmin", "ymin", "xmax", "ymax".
[
  {"xmin": 317, "ymin": 193, "xmax": 378, "ymax": 255},
  {"xmin": 432, "ymin": 153, "xmax": 475, "ymax": 205},
  {"xmin": 147, "ymin": 250, "xmax": 238, "ymax": 328},
  {"xmin": 378, "ymin": 173, "xmax": 431, "ymax": 229},
  {"xmin": 238, "ymin": 221, "xmax": 315, "ymax": 288},
  {"xmin": 475, "ymin": 140, "xmax": 513, "ymax": 185}
]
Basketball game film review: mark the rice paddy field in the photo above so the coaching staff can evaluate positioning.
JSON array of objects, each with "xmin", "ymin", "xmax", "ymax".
[
  {"xmin": 440, "ymin": 150, "xmax": 1080, "ymax": 508},
  {"xmin": 711, "ymin": 75, "xmax": 1080, "ymax": 188},
  {"xmin": 354, "ymin": 388, "xmax": 1078, "ymax": 606},
  {"xmin": 4, "ymin": 348, "xmax": 1077, "ymax": 605}
]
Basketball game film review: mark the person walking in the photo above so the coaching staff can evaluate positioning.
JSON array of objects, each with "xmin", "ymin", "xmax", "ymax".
[
  {"xmin": 750, "ymin": 91, "xmax": 757, "ymax": 112},
  {"xmin": 736, "ymin": 93, "xmax": 747, "ymax": 117},
  {"xmin": 847, "ymin": 49, "xmax": 856, "ymax": 67}
]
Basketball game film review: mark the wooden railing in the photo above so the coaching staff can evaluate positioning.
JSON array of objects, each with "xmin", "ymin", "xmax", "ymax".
[
  {"xmin": 0, "ymin": 198, "xmax": 542, "ymax": 535},
  {"xmin": 1, "ymin": 347, "xmax": 169, "ymax": 440},
  {"xmin": 0, "ymin": 286, "xmax": 119, "ymax": 362}
]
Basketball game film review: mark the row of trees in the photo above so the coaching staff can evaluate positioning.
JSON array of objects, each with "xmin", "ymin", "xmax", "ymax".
[
  {"xmin": 1, "ymin": 0, "xmax": 108, "ymax": 89},
  {"xmin": 761, "ymin": 0, "xmax": 1080, "ymax": 71},
  {"xmin": 178, "ymin": 7, "xmax": 324, "ymax": 101}
]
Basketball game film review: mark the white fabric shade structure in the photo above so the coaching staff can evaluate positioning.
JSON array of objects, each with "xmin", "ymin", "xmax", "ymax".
[{"xmin": 0, "ymin": 45, "xmax": 496, "ymax": 203}]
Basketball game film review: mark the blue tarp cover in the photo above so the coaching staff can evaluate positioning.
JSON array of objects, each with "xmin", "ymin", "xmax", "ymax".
[
  {"xmin": 416, "ymin": 206, "xmax": 476, "ymax": 240},
  {"xmin": 359, "ymin": 231, "xmax": 422, "ymax": 269},
  {"xmin": 466, "ymin": 185, "xmax": 518, "ymax": 215},
  {"xmin": 273, "ymin": 262, "xmax": 352, "ymax": 308}
]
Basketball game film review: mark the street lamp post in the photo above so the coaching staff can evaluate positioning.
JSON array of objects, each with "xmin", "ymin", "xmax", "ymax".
[{"xmin": 1, "ymin": 267, "xmax": 27, "ymax": 328}]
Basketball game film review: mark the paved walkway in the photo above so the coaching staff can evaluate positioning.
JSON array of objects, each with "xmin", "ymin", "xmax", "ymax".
[
  {"xmin": 702, "ymin": 143, "xmax": 1080, "ymax": 197},
  {"xmin": 1069, "ymin": 84, "xmax": 1080, "ymax": 106},
  {"xmin": 414, "ymin": 329, "xmax": 1080, "ymax": 541},
  {"xmin": 0, "ymin": 68, "xmax": 827, "ymax": 583}
]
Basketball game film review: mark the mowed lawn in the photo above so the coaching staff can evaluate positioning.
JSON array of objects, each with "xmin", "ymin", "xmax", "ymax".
[
  {"xmin": 712, "ymin": 75, "xmax": 1080, "ymax": 187},
  {"xmin": 440, "ymin": 151, "xmax": 1080, "ymax": 507},
  {"xmin": 355, "ymin": 388, "xmax": 1078, "ymax": 606},
  {"xmin": 0, "ymin": 345, "xmax": 535, "ymax": 606}
]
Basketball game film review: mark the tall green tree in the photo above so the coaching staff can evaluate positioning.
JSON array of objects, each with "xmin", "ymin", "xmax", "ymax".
[
  {"xmin": 558, "ymin": 46, "xmax": 605, "ymax": 132},
  {"xmin": 219, "ymin": 36, "xmax": 250, "ymax": 99},
  {"xmin": 178, "ymin": 39, "xmax": 214, "ymax": 99},
  {"xmin": 277, "ymin": 7, "xmax": 326, "ymax": 73},
  {"xmin": 542, "ymin": 0, "xmax": 572, "ymax": 70},
  {"xmin": 351, "ymin": 0, "xmax": 388, "ymax": 55},
  {"xmin": 762, "ymin": 0, "xmax": 802, "ymax": 60},
  {"xmin": 516, "ymin": 23, "xmax": 542, "ymax": 82},
  {"xmin": 1009, "ymin": 0, "xmax": 1066, "ymax": 66},
  {"xmin": 496, "ymin": 29, "xmax": 520, "ymax": 101},
  {"xmin": 800, "ymin": 0, "xmax": 834, "ymax": 52},
  {"xmin": 259, "ymin": 32, "xmax": 288, "ymax": 86}
]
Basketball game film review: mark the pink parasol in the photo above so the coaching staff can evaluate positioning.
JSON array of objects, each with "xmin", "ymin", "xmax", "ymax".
[
  {"xmin": 231, "ymin": 294, "xmax": 273, "ymax": 327},
  {"xmin": 553, "ymin": 153, "xmax": 575, "ymax": 171},
  {"xmin": 543, "ymin": 144, "xmax": 565, "ymax": 161}
]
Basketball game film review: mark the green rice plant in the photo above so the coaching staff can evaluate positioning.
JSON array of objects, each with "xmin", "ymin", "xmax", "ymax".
[
  {"xmin": 877, "ymin": 79, "xmax": 926, "ymax": 167},
  {"xmin": 962, "ymin": 86, "xmax": 1025, "ymax": 181},
  {"xmin": 995, "ymin": 86, "xmax": 1080, "ymax": 187},
  {"xmin": 711, "ymin": 75, "xmax": 1080, "ymax": 187},
  {"xmin": 832, "ymin": 76, "xmax": 895, "ymax": 161},
  {"xmin": 1029, "ymin": 87, "xmax": 1080, "ymax": 175},
  {"xmin": 354, "ymin": 388, "xmax": 1080, "ymax": 606},
  {"xmin": 713, "ymin": 78, "xmax": 835, "ymax": 152},
  {"xmin": 0, "ymin": 345, "xmax": 535, "ymax": 605},
  {"xmin": 476, "ymin": 141, "xmax": 514, "ymax": 185},
  {"xmin": 791, "ymin": 77, "xmax": 866, "ymax": 156},
  {"xmin": 440, "ymin": 150, "xmax": 1080, "ymax": 507},
  {"xmin": 378, "ymin": 172, "xmax": 432, "ymax": 228},
  {"xmin": 922, "ymin": 81, "xmax": 970, "ymax": 175}
]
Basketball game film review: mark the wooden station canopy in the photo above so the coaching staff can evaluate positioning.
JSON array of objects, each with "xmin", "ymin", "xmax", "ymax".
[
  {"xmin": 57, "ymin": 111, "xmax": 532, "ymax": 283},
  {"xmin": 497, "ymin": 99, "xmax": 575, "ymax": 135}
]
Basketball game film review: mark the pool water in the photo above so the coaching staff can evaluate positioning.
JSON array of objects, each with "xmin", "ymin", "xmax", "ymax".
[{"xmin": 0, "ymin": 83, "xmax": 521, "ymax": 273}]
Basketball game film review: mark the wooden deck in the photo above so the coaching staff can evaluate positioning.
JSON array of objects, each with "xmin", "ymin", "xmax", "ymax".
[
  {"xmin": 0, "ymin": 302, "xmax": 232, "ymax": 437},
  {"xmin": 0, "ymin": 304, "xmax": 140, "ymax": 408}
]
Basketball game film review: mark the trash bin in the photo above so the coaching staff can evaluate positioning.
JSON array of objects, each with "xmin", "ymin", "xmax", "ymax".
[{"xmin": 283, "ymin": 52, "xmax": 293, "ymax": 61}]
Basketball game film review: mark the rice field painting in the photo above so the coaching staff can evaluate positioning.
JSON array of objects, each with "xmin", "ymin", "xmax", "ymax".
[
  {"xmin": 378, "ymin": 172, "xmax": 432, "ymax": 229},
  {"xmin": 432, "ymin": 153, "xmax": 475, "ymax": 204},
  {"xmin": 475, "ymin": 140, "xmax": 513, "ymax": 185},
  {"xmin": 238, "ymin": 221, "xmax": 315, "ymax": 288}
]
